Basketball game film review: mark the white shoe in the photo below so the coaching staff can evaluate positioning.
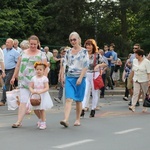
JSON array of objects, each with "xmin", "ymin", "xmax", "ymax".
[
  {"xmin": 39, "ymin": 122, "xmax": 46, "ymax": 130},
  {"xmin": 54, "ymin": 97, "xmax": 61, "ymax": 103}
]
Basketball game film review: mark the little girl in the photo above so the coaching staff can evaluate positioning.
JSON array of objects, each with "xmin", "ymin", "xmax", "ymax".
[{"xmin": 29, "ymin": 62, "xmax": 53, "ymax": 130}]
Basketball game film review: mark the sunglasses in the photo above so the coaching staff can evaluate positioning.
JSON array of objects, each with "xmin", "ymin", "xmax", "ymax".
[
  {"xmin": 133, "ymin": 47, "xmax": 138, "ymax": 49},
  {"xmin": 70, "ymin": 38, "xmax": 77, "ymax": 42}
]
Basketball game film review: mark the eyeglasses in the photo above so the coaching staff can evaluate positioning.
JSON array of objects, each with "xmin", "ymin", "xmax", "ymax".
[
  {"xmin": 133, "ymin": 47, "xmax": 138, "ymax": 49},
  {"xmin": 70, "ymin": 38, "xmax": 77, "ymax": 42}
]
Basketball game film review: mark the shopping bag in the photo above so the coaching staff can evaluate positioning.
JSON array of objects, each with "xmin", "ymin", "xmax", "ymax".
[{"xmin": 6, "ymin": 88, "xmax": 20, "ymax": 110}]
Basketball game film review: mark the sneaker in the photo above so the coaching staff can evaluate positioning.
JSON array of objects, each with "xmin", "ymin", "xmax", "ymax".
[
  {"xmin": 39, "ymin": 122, "xmax": 46, "ymax": 130},
  {"xmin": 123, "ymin": 97, "xmax": 128, "ymax": 101},
  {"xmin": 54, "ymin": 97, "xmax": 61, "ymax": 103}
]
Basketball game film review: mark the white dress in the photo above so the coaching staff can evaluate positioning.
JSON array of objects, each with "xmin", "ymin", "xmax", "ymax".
[{"xmin": 31, "ymin": 76, "xmax": 53, "ymax": 110}]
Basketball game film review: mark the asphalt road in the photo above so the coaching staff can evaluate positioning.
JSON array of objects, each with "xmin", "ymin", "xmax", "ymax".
[{"xmin": 0, "ymin": 89, "xmax": 149, "ymax": 150}]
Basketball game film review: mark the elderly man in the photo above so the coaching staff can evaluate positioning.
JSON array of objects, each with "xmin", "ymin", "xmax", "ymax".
[
  {"xmin": 0, "ymin": 38, "xmax": 20, "ymax": 106},
  {"xmin": 14, "ymin": 39, "xmax": 22, "ymax": 53},
  {"xmin": 43, "ymin": 46, "xmax": 53, "ymax": 85},
  {"xmin": 44, "ymin": 46, "xmax": 53, "ymax": 62}
]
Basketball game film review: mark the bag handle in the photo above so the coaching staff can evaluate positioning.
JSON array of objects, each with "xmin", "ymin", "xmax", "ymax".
[
  {"xmin": 30, "ymin": 93, "xmax": 41, "ymax": 98},
  {"xmin": 8, "ymin": 84, "xmax": 17, "ymax": 91},
  {"xmin": 93, "ymin": 54, "xmax": 102, "ymax": 78}
]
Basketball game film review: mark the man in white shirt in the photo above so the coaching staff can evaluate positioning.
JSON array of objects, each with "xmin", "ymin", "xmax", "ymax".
[
  {"xmin": 44, "ymin": 46, "xmax": 53, "ymax": 62},
  {"xmin": 13, "ymin": 39, "xmax": 22, "ymax": 53},
  {"xmin": 44, "ymin": 46, "xmax": 53, "ymax": 85}
]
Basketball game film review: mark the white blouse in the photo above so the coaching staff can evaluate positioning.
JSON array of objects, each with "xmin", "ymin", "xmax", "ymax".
[{"xmin": 132, "ymin": 58, "xmax": 150, "ymax": 82}]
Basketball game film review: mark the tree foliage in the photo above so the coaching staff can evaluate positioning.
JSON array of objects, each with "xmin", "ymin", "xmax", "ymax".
[{"xmin": 0, "ymin": 0, "xmax": 149, "ymax": 55}]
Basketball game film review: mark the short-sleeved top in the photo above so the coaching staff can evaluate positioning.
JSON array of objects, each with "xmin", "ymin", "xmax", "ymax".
[
  {"xmin": 31, "ymin": 76, "xmax": 48, "ymax": 91},
  {"xmin": 50, "ymin": 57, "xmax": 57, "ymax": 70},
  {"xmin": 111, "ymin": 50, "xmax": 117, "ymax": 66},
  {"xmin": 3, "ymin": 47, "xmax": 20, "ymax": 69},
  {"xmin": 104, "ymin": 51, "xmax": 112, "ymax": 67},
  {"xmin": 45, "ymin": 52, "xmax": 53, "ymax": 62},
  {"xmin": 18, "ymin": 50, "xmax": 46, "ymax": 89},
  {"xmin": 0, "ymin": 49, "xmax": 4, "ymax": 62},
  {"xmin": 129, "ymin": 53, "xmax": 135, "ymax": 64},
  {"xmin": 63, "ymin": 48, "xmax": 89, "ymax": 77},
  {"xmin": 132, "ymin": 58, "xmax": 150, "ymax": 82},
  {"xmin": 0, "ymin": 49, "xmax": 4, "ymax": 70},
  {"xmin": 88, "ymin": 53, "xmax": 105, "ymax": 73}
]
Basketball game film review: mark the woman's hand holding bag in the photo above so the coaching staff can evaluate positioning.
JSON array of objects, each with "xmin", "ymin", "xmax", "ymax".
[{"xmin": 6, "ymin": 85, "xmax": 20, "ymax": 110}]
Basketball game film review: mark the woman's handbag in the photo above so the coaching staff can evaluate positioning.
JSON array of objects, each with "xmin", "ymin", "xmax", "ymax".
[
  {"xmin": 6, "ymin": 86, "xmax": 20, "ymax": 110},
  {"xmin": 143, "ymin": 92, "xmax": 150, "ymax": 107},
  {"xmin": 30, "ymin": 93, "xmax": 41, "ymax": 106},
  {"xmin": 93, "ymin": 74, "xmax": 104, "ymax": 90},
  {"xmin": 93, "ymin": 53, "xmax": 104, "ymax": 90}
]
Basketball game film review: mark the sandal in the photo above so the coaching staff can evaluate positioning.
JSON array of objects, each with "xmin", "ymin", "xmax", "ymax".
[
  {"xmin": 129, "ymin": 106, "xmax": 135, "ymax": 112},
  {"xmin": 74, "ymin": 121, "xmax": 81, "ymax": 126},
  {"xmin": 60, "ymin": 120, "xmax": 69, "ymax": 127},
  {"xmin": 142, "ymin": 107, "xmax": 147, "ymax": 113},
  {"xmin": 12, "ymin": 122, "xmax": 22, "ymax": 128}
]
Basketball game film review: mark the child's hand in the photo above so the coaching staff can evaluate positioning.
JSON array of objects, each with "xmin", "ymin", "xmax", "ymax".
[{"xmin": 36, "ymin": 91, "xmax": 41, "ymax": 95}]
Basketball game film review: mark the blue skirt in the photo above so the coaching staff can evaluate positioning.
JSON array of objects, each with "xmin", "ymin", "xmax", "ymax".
[{"xmin": 65, "ymin": 76, "xmax": 86, "ymax": 102}]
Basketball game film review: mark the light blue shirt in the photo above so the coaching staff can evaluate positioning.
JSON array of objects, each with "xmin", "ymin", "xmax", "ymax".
[
  {"xmin": 3, "ymin": 48, "xmax": 20, "ymax": 69},
  {"xmin": 111, "ymin": 50, "xmax": 117, "ymax": 66},
  {"xmin": 129, "ymin": 53, "xmax": 135, "ymax": 64}
]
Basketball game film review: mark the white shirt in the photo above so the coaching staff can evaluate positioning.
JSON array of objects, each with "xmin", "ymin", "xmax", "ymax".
[
  {"xmin": 0, "ymin": 49, "xmax": 4, "ymax": 62},
  {"xmin": 15, "ymin": 47, "xmax": 22, "ymax": 54},
  {"xmin": 45, "ymin": 52, "xmax": 53, "ymax": 61},
  {"xmin": 0, "ymin": 49, "xmax": 4, "ymax": 70},
  {"xmin": 132, "ymin": 58, "xmax": 150, "ymax": 82}
]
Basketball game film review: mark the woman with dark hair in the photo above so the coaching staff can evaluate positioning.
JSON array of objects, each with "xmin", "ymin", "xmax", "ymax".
[
  {"xmin": 129, "ymin": 49, "xmax": 150, "ymax": 112},
  {"xmin": 81, "ymin": 39, "xmax": 107, "ymax": 118}
]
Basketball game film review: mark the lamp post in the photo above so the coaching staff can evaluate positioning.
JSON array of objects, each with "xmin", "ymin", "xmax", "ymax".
[{"xmin": 86, "ymin": 0, "xmax": 98, "ymax": 42}]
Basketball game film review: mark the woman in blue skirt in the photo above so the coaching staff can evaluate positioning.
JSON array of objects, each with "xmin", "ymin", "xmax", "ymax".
[{"xmin": 60, "ymin": 32, "xmax": 89, "ymax": 127}]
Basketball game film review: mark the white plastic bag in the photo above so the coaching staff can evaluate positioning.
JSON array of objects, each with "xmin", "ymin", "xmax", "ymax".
[{"xmin": 6, "ymin": 89, "xmax": 20, "ymax": 110}]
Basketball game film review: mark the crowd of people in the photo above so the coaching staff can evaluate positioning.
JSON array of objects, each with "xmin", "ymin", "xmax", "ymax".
[{"xmin": 0, "ymin": 32, "xmax": 150, "ymax": 129}]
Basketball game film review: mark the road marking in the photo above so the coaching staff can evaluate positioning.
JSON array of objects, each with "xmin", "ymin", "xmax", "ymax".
[
  {"xmin": 114, "ymin": 128, "xmax": 142, "ymax": 134},
  {"xmin": 52, "ymin": 139, "xmax": 94, "ymax": 149}
]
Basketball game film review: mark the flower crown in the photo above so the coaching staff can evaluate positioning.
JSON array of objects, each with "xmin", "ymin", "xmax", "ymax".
[{"xmin": 34, "ymin": 62, "xmax": 47, "ymax": 69}]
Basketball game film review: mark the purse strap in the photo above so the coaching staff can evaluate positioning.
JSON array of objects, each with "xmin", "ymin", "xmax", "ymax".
[{"xmin": 93, "ymin": 53, "xmax": 102, "ymax": 78}]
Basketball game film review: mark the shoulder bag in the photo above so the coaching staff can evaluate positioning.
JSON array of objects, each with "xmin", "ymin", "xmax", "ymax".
[{"xmin": 93, "ymin": 54, "xmax": 104, "ymax": 90}]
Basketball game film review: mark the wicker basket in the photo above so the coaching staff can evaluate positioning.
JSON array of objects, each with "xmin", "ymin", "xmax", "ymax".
[{"xmin": 30, "ymin": 94, "xmax": 41, "ymax": 106}]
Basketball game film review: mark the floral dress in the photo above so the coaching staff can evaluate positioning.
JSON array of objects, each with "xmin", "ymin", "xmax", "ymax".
[{"xmin": 18, "ymin": 51, "xmax": 46, "ymax": 89}]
